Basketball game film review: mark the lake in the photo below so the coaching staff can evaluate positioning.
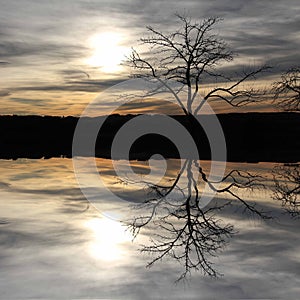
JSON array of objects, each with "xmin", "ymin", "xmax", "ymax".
[{"xmin": 0, "ymin": 158, "xmax": 299, "ymax": 299}]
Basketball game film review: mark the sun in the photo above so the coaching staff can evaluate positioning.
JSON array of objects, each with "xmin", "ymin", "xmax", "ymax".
[
  {"xmin": 85, "ymin": 217, "xmax": 132, "ymax": 261},
  {"xmin": 86, "ymin": 32, "xmax": 129, "ymax": 73}
]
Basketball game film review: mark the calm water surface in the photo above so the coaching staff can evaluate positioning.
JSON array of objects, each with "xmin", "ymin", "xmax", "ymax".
[{"xmin": 0, "ymin": 158, "xmax": 299, "ymax": 299}]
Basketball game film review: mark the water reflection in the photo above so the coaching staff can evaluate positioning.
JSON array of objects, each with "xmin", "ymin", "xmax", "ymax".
[
  {"xmin": 85, "ymin": 218, "xmax": 132, "ymax": 261},
  {"xmin": 0, "ymin": 158, "xmax": 299, "ymax": 299}
]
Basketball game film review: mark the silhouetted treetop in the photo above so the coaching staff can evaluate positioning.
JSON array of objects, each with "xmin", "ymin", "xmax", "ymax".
[
  {"xmin": 273, "ymin": 67, "xmax": 300, "ymax": 111},
  {"xmin": 127, "ymin": 14, "xmax": 270, "ymax": 115}
]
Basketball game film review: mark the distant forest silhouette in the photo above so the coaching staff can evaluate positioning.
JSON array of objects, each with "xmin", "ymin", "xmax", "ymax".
[{"xmin": 0, "ymin": 112, "xmax": 299, "ymax": 162}]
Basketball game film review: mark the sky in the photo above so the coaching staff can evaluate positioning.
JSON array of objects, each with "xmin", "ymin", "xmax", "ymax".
[{"xmin": 0, "ymin": 0, "xmax": 299, "ymax": 116}]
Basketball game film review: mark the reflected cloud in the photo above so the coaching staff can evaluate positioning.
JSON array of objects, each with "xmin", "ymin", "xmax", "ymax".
[{"xmin": 0, "ymin": 158, "xmax": 299, "ymax": 298}]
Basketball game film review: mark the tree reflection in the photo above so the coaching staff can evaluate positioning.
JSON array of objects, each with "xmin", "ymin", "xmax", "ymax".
[
  {"xmin": 123, "ymin": 159, "xmax": 271, "ymax": 280},
  {"xmin": 273, "ymin": 164, "xmax": 300, "ymax": 218}
]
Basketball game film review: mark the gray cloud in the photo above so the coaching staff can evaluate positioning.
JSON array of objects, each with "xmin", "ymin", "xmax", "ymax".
[
  {"xmin": 114, "ymin": 0, "xmax": 300, "ymax": 70},
  {"xmin": 1, "ymin": 0, "xmax": 299, "ymax": 68},
  {"xmin": 9, "ymin": 78, "xmax": 126, "ymax": 93},
  {"xmin": 0, "ymin": 0, "xmax": 299, "ymax": 115},
  {"xmin": 9, "ymin": 98, "xmax": 53, "ymax": 106},
  {"xmin": 0, "ymin": 90, "xmax": 11, "ymax": 97},
  {"xmin": 0, "ymin": 40, "xmax": 88, "ymax": 63},
  {"xmin": 60, "ymin": 69, "xmax": 91, "ymax": 79}
]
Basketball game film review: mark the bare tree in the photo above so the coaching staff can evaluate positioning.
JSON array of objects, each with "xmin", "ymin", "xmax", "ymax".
[
  {"xmin": 271, "ymin": 68, "xmax": 300, "ymax": 216},
  {"xmin": 127, "ymin": 14, "xmax": 270, "ymax": 116},
  {"xmin": 273, "ymin": 165, "xmax": 300, "ymax": 218},
  {"xmin": 273, "ymin": 67, "xmax": 300, "ymax": 111},
  {"xmin": 122, "ymin": 14, "xmax": 271, "ymax": 281}
]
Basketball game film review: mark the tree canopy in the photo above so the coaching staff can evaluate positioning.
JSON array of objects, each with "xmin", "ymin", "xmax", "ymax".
[{"xmin": 127, "ymin": 14, "xmax": 269, "ymax": 115}]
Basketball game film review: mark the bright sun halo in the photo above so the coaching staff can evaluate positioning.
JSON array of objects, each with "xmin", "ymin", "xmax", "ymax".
[{"xmin": 87, "ymin": 32, "xmax": 129, "ymax": 73}]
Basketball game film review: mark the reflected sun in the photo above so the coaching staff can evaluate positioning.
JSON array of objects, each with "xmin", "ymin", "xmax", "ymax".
[
  {"xmin": 85, "ymin": 218, "xmax": 132, "ymax": 261},
  {"xmin": 86, "ymin": 32, "xmax": 129, "ymax": 73}
]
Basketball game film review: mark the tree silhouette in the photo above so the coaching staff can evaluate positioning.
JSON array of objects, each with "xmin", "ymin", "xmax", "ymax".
[
  {"xmin": 123, "ymin": 14, "xmax": 272, "ymax": 281},
  {"xmin": 127, "ymin": 14, "xmax": 269, "ymax": 116},
  {"xmin": 273, "ymin": 67, "xmax": 300, "ymax": 111},
  {"xmin": 272, "ymin": 68, "xmax": 300, "ymax": 217}
]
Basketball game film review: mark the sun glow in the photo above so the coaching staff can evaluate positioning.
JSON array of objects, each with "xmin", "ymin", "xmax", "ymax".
[
  {"xmin": 85, "ymin": 218, "xmax": 132, "ymax": 261},
  {"xmin": 86, "ymin": 32, "xmax": 129, "ymax": 73}
]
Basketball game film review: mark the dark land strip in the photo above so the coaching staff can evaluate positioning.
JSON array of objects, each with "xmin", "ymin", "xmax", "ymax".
[{"xmin": 0, "ymin": 113, "xmax": 299, "ymax": 162}]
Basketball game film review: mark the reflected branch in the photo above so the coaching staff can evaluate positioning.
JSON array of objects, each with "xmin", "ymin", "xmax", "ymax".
[{"xmin": 273, "ymin": 164, "xmax": 300, "ymax": 218}]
